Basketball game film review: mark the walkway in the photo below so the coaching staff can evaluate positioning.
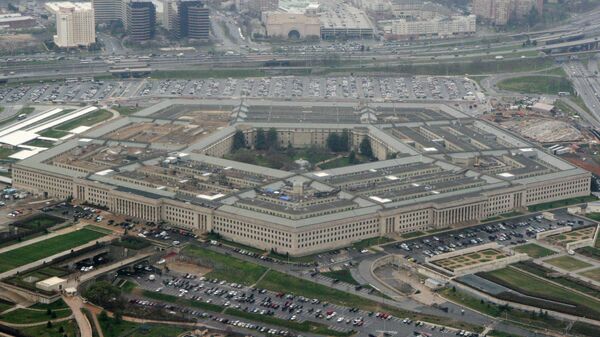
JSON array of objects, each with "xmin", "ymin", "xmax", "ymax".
[{"xmin": 63, "ymin": 295, "xmax": 93, "ymax": 337}]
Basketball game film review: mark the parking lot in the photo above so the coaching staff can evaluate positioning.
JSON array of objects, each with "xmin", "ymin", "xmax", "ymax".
[
  {"xmin": 129, "ymin": 270, "xmax": 481, "ymax": 337},
  {"xmin": 384, "ymin": 210, "xmax": 595, "ymax": 264},
  {"xmin": 0, "ymin": 75, "xmax": 479, "ymax": 105}
]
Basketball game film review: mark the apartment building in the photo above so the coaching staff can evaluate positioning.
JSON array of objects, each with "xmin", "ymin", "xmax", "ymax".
[{"xmin": 46, "ymin": 2, "xmax": 96, "ymax": 48}]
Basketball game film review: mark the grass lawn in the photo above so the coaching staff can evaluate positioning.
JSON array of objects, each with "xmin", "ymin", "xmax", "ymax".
[
  {"xmin": 24, "ymin": 139, "xmax": 55, "ymax": 148},
  {"xmin": 0, "ymin": 228, "xmax": 106, "ymax": 272},
  {"xmin": 20, "ymin": 319, "xmax": 78, "ymax": 337},
  {"xmin": 321, "ymin": 269, "xmax": 360, "ymax": 285},
  {"xmin": 113, "ymin": 106, "xmax": 142, "ymax": 116},
  {"xmin": 544, "ymin": 256, "xmax": 592, "ymax": 271},
  {"xmin": 439, "ymin": 287, "xmax": 568, "ymax": 332},
  {"xmin": 0, "ymin": 147, "xmax": 17, "ymax": 160},
  {"xmin": 0, "ymin": 307, "xmax": 71, "ymax": 324},
  {"xmin": 401, "ymin": 231, "xmax": 426, "ymax": 239},
  {"xmin": 513, "ymin": 243, "xmax": 555, "ymax": 258},
  {"xmin": 528, "ymin": 195, "xmax": 597, "ymax": 212},
  {"xmin": 481, "ymin": 267, "xmax": 600, "ymax": 317},
  {"xmin": 0, "ymin": 299, "xmax": 13, "ymax": 312},
  {"xmin": 30, "ymin": 299, "xmax": 69, "ymax": 311},
  {"xmin": 488, "ymin": 330, "xmax": 523, "ymax": 337},
  {"xmin": 579, "ymin": 268, "xmax": 600, "ymax": 282},
  {"xmin": 39, "ymin": 128, "xmax": 69, "ymax": 138},
  {"xmin": 181, "ymin": 244, "xmax": 268, "ymax": 285},
  {"xmin": 98, "ymin": 316, "xmax": 189, "ymax": 337},
  {"xmin": 497, "ymin": 76, "xmax": 573, "ymax": 95},
  {"xmin": 352, "ymin": 237, "xmax": 393, "ymax": 250},
  {"xmin": 52, "ymin": 109, "xmax": 112, "ymax": 132}
]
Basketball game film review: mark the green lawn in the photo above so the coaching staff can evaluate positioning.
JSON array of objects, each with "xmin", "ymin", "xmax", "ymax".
[
  {"xmin": 98, "ymin": 315, "xmax": 189, "ymax": 337},
  {"xmin": 401, "ymin": 231, "xmax": 426, "ymax": 239},
  {"xmin": 352, "ymin": 236, "xmax": 393, "ymax": 250},
  {"xmin": 321, "ymin": 269, "xmax": 360, "ymax": 285},
  {"xmin": 19, "ymin": 319, "xmax": 78, "ymax": 337},
  {"xmin": 579, "ymin": 268, "xmax": 600, "ymax": 282},
  {"xmin": 0, "ymin": 147, "xmax": 17, "ymax": 160},
  {"xmin": 513, "ymin": 243, "xmax": 555, "ymax": 258},
  {"xmin": 24, "ymin": 139, "xmax": 55, "ymax": 148},
  {"xmin": 528, "ymin": 195, "xmax": 597, "ymax": 212},
  {"xmin": 497, "ymin": 76, "xmax": 573, "ymax": 95},
  {"xmin": 0, "ymin": 228, "xmax": 106, "ymax": 272},
  {"xmin": 0, "ymin": 307, "xmax": 71, "ymax": 324},
  {"xmin": 113, "ymin": 106, "xmax": 142, "ymax": 116},
  {"xmin": 182, "ymin": 244, "xmax": 268, "ymax": 285},
  {"xmin": 439, "ymin": 287, "xmax": 569, "ymax": 333},
  {"xmin": 545, "ymin": 255, "xmax": 592, "ymax": 271},
  {"xmin": 39, "ymin": 128, "xmax": 69, "ymax": 138},
  {"xmin": 52, "ymin": 109, "xmax": 112, "ymax": 132},
  {"xmin": 30, "ymin": 299, "xmax": 69, "ymax": 311},
  {"xmin": 0, "ymin": 299, "xmax": 13, "ymax": 312},
  {"xmin": 481, "ymin": 267, "xmax": 600, "ymax": 317}
]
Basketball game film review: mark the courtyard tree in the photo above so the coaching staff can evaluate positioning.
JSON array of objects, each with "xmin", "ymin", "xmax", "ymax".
[
  {"xmin": 326, "ymin": 133, "xmax": 341, "ymax": 152},
  {"xmin": 255, "ymin": 128, "xmax": 266, "ymax": 150},
  {"xmin": 232, "ymin": 130, "xmax": 246, "ymax": 151},
  {"xmin": 266, "ymin": 128, "xmax": 279, "ymax": 150},
  {"xmin": 360, "ymin": 137, "xmax": 373, "ymax": 158}
]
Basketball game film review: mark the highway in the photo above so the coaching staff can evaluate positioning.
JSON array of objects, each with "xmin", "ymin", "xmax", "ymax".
[{"xmin": 565, "ymin": 60, "xmax": 600, "ymax": 128}]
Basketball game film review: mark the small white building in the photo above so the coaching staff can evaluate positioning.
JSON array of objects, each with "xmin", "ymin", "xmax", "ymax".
[
  {"xmin": 36, "ymin": 276, "xmax": 66, "ymax": 292},
  {"xmin": 424, "ymin": 278, "xmax": 447, "ymax": 289},
  {"xmin": 586, "ymin": 201, "xmax": 600, "ymax": 214}
]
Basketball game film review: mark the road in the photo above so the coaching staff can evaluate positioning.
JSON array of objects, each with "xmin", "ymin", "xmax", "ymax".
[{"xmin": 564, "ymin": 60, "xmax": 600, "ymax": 127}]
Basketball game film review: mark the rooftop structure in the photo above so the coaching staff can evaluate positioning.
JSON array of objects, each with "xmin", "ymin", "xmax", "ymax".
[{"xmin": 13, "ymin": 99, "xmax": 591, "ymax": 256}]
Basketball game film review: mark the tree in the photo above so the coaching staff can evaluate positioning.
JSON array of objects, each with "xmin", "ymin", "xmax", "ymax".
[
  {"xmin": 114, "ymin": 310, "xmax": 123, "ymax": 323},
  {"xmin": 255, "ymin": 128, "xmax": 266, "ymax": 150},
  {"xmin": 46, "ymin": 321, "xmax": 52, "ymax": 329},
  {"xmin": 359, "ymin": 137, "xmax": 373, "ymax": 158},
  {"xmin": 58, "ymin": 326, "xmax": 65, "ymax": 333},
  {"xmin": 231, "ymin": 130, "xmax": 246, "ymax": 151},
  {"xmin": 83, "ymin": 281, "xmax": 124, "ymax": 311},
  {"xmin": 527, "ymin": 7, "xmax": 540, "ymax": 27},
  {"xmin": 99, "ymin": 310, "xmax": 108, "ymax": 321},
  {"xmin": 46, "ymin": 308, "xmax": 52, "ymax": 316},
  {"xmin": 348, "ymin": 150, "xmax": 357, "ymax": 164},
  {"xmin": 266, "ymin": 128, "xmax": 278, "ymax": 150},
  {"xmin": 340, "ymin": 129, "xmax": 350, "ymax": 151},
  {"xmin": 326, "ymin": 133, "xmax": 340, "ymax": 152}
]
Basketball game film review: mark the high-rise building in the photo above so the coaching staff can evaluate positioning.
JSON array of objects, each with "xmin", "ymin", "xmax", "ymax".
[
  {"xmin": 236, "ymin": 0, "xmax": 279, "ymax": 15},
  {"xmin": 162, "ymin": 0, "xmax": 177, "ymax": 30},
  {"xmin": 124, "ymin": 0, "xmax": 156, "ymax": 41},
  {"xmin": 472, "ymin": 0, "xmax": 541, "ymax": 25},
  {"xmin": 91, "ymin": 0, "xmax": 122, "ymax": 22},
  {"xmin": 46, "ymin": 2, "xmax": 96, "ymax": 47},
  {"xmin": 177, "ymin": 0, "xmax": 210, "ymax": 40}
]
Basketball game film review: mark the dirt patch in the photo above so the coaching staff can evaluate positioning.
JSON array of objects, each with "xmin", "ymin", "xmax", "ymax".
[{"xmin": 166, "ymin": 260, "xmax": 211, "ymax": 276}]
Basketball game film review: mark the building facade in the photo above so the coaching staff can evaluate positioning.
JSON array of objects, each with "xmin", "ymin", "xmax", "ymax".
[
  {"xmin": 50, "ymin": 2, "xmax": 96, "ymax": 48},
  {"xmin": 91, "ymin": 0, "xmax": 122, "ymax": 22},
  {"xmin": 124, "ymin": 0, "xmax": 156, "ymax": 41},
  {"xmin": 12, "ymin": 100, "xmax": 592, "ymax": 256},
  {"xmin": 382, "ymin": 14, "xmax": 476, "ymax": 40},
  {"xmin": 472, "ymin": 0, "xmax": 542, "ymax": 25},
  {"xmin": 177, "ymin": 0, "xmax": 210, "ymax": 40},
  {"xmin": 263, "ymin": 11, "xmax": 320, "ymax": 39}
]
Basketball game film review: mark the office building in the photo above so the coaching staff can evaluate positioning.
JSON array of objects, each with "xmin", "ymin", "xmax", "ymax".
[
  {"xmin": 124, "ymin": 0, "xmax": 156, "ymax": 41},
  {"xmin": 382, "ymin": 14, "xmax": 476, "ymax": 40},
  {"xmin": 13, "ymin": 99, "xmax": 591, "ymax": 256},
  {"xmin": 91, "ymin": 0, "xmax": 123, "ymax": 22},
  {"xmin": 177, "ymin": 0, "xmax": 210, "ymax": 40},
  {"xmin": 46, "ymin": 2, "xmax": 96, "ymax": 48},
  {"xmin": 472, "ymin": 0, "xmax": 542, "ymax": 25},
  {"xmin": 236, "ymin": 0, "xmax": 279, "ymax": 15}
]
